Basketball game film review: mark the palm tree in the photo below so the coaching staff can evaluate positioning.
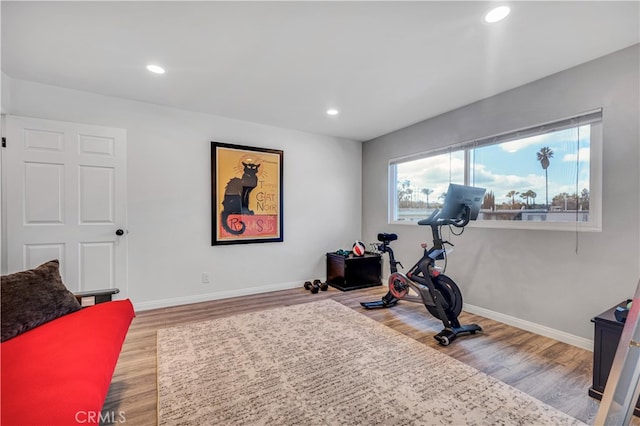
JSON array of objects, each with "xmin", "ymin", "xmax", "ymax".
[
  {"xmin": 421, "ymin": 188, "xmax": 433, "ymax": 208},
  {"xmin": 580, "ymin": 188, "xmax": 590, "ymax": 210},
  {"xmin": 520, "ymin": 190, "xmax": 537, "ymax": 208},
  {"xmin": 529, "ymin": 190, "xmax": 537, "ymax": 208},
  {"xmin": 506, "ymin": 190, "xmax": 519, "ymax": 209},
  {"xmin": 537, "ymin": 147, "xmax": 554, "ymax": 211},
  {"xmin": 397, "ymin": 180, "xmax": 411, "ymax": 205}
]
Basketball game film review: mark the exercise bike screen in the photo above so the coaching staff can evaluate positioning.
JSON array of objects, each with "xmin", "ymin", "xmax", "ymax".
[{"xmin": 439, "ymin": 184, "xmax": 486, "ymax": 222}]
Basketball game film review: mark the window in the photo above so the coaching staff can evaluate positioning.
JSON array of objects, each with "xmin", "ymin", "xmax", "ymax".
[{"xmin": 389, "ymin": 110, "xmax": 602, "ymax": 231}]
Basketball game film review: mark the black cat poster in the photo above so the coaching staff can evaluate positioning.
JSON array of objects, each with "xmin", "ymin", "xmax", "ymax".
[{"xmin": 211, "ymin": 142, "xmax": 283, "ymax": 245}]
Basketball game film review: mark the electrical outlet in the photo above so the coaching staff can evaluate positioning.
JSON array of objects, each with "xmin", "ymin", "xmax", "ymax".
[{"xmin": 202, "ymin": 272, "xmax": 210, "ymax": 284}]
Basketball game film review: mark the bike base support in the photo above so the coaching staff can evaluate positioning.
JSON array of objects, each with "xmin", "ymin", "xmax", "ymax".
[{"xmin": 434, "ymin": 324, "xmax": 482, "ymax": 346}]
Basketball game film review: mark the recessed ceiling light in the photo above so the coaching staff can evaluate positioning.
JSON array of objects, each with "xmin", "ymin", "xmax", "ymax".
[
  {"xmin": 484, "ymin": 6, "xmax": 510, "ymax": 23},
  {"xmin": 326, "ymin": 109, "xmax": 339, "ymax": 116},
  {"xmin": 146, "ymin": 64, "xmax": 165, "ymax": 74}
]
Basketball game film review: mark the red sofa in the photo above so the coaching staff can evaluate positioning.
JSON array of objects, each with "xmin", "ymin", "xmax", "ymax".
[{"xmin": 1, "ymin": 299, "xmax": 135, "ymax": 425}]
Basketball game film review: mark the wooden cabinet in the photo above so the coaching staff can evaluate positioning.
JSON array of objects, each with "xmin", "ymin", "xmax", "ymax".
[
  {"xmin": 589, "ymin": 300, "xmax": 640, "ymax": 416},
  {"xmin": 326, "ymin": 252, "xmax": 382, "ymax": 291},
  {"xmin": 74, "ymin": 288, "xmax": 120, "ymax": 307}
]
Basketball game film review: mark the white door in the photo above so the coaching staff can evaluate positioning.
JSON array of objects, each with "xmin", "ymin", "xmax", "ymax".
[{"xmin": 4, "ymin": 115, "xmax": 127, "ymax": 295}]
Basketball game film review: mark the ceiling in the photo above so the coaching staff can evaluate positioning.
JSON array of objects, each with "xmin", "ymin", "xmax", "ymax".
[{"xmin": 2, "ymin": 1, "xmax": 639, "ymax": 142}]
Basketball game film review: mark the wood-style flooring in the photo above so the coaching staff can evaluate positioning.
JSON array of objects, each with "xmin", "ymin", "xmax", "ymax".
[{"xmin": 103, "ymin": 285, "xmax": 610, "ymax": 425}]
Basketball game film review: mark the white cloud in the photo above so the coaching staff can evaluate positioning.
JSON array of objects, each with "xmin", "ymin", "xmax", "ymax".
[
  {"xmin": 499, "ymin": 133, "xmax": 555, "ymax": 153},
  {"xmin": 562, "ymin": 148, "xmax": 590, "ymax": 162},
  {"xmin": 397, "ymin": 153, "xmax": 466, "ymax": 198}
]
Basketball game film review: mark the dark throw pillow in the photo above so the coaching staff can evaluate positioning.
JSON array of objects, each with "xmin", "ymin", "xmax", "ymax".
[{"xmin": 1, "ymin": 260, "xmax": 82, "ymax": 342}]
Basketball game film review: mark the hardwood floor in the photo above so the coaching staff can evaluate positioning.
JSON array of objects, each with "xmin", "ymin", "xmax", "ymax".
[{"xmin": 104, "ymin": 285, "xmax": 611, "ymax": 425}]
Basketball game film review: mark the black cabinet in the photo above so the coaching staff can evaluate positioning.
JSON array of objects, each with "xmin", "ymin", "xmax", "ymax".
[
  {"xmin": 326, "ymin": 252, "xmax": 382, "ymax": 291},
  {"xmin": 589, "ymin": 300, "xmax": 640, "ymax": 416}
]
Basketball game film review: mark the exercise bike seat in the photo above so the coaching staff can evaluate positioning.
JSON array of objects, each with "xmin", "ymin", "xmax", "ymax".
[{"xmin": 377, "ymin": 233, "xmax": 398, "ymax": 243}]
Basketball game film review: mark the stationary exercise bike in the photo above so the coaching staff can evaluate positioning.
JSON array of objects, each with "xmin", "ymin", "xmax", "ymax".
[{"xmin": 361, "ymin": 184, "xmax": 486, "ymax": 346}]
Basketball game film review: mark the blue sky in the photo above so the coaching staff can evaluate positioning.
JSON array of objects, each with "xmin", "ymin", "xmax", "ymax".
[{"xmin": 397, "ymin": 125, "xmax": 591, "ymax": 206}]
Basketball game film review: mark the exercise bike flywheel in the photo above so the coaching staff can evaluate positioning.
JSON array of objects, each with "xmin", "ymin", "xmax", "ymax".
[
  {"xmin": 425, "ymin": 274, "xmax": 463, "ymax": 321},
  {"xmin": 388, "ymin": 272, "xmax": 410, "ymax": 299}
]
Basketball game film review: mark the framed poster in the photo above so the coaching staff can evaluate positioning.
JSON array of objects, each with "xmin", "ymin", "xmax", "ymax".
[{"xmin": 211, "ymin": 142, "xmax": 283, "ymax": 245}]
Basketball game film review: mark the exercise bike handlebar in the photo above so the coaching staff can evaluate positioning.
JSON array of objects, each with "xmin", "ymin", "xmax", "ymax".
[
  {"xmin": 417, "ymin": 205, "xmax": 471, "ymax": 228},
  {"xmin": 417, "ymin": 209, "xmax": 439, "ymax": 226}
]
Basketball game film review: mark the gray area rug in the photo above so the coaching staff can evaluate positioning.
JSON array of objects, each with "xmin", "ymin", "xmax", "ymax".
[{"xmin": 157, "ymin": 299, "xmax": 584, "ymax": 425}]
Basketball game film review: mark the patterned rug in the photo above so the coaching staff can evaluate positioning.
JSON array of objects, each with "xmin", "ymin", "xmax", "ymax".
[{"xmin": 157, "ymin": 299, "xmax": 584, "ymax": 425}]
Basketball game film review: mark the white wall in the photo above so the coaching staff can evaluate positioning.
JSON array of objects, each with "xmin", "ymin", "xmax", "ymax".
[
  {"xmin": 362, "ymin": 45, "xmax": 640, "ymax": 343},
  {"xmin": 3, "ymin": 45, "xmax": 638, "ymax": 344},
  {"xmin": 1, "ymin": 75, "xmax": 363, "ymax": 309}
]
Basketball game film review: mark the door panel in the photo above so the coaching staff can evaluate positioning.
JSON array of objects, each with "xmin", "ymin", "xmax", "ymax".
[
  {"xmin": 24, "ymin": 243, "xmax": 66, "ymax": 271},
  {"xmin": 24, "ymin": 128, "xmax": 64, "ymax": 152},
  {"xmin": 78, "ymin": 133, "xmax": 115, "ymax": 156},
  {"xmin": 24, "ymin": 162, "xmax": 65, "ymax": 224},
  {"xmin": 5, "ymin": 116, "xmax": 127, "ymax": 295},
  {"xmin": 80, "ymin": 242, "xmax": 115, "ymax": 291},
  {"xmin": 79, "ymin": 166, "xmax": 115, "ymax": 224}
]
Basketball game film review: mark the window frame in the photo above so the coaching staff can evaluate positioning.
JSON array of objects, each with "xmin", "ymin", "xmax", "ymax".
[{"xmin": 388, "ymin": 110, "xmax": 603, "ymax": 232}]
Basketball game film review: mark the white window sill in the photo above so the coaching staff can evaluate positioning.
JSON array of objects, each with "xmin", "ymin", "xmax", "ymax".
[{"xmin": 388, "ymin": 219, "xmax": 601, "ymax": 232}]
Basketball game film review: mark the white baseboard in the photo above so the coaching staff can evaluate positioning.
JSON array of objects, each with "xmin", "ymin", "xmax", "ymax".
[
  {"xmin": 464, "ymin": 303, "xmax": 593, "ymax": 351},
  {"xmin": 132, "ymin": 282, "xmax": 593, "ymax": 351},
  {"xmin": 133, "ymin": 280, "xmax": 301, "ymax": 312}
]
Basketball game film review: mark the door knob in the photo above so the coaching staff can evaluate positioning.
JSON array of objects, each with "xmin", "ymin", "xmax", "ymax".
[{"xmin": 115, "ymin": 229, "xmax": 125, "ymax": 236}]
